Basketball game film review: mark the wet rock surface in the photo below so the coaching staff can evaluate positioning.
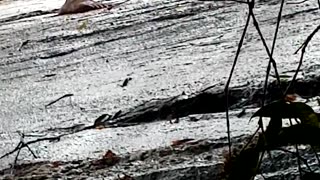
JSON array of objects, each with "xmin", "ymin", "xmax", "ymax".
[{"xmin": 0, "ymin": 0, "xmax": 320, "ymax": 179}]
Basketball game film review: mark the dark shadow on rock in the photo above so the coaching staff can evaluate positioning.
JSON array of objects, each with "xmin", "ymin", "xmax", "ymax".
[{"xmin": 103, "ymin": 75, "xmax": 320, "ymax": 128}]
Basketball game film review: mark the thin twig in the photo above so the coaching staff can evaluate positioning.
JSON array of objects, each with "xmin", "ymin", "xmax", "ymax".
[
  {"xmin": 12, "ymin": 142, "xmax": 22, "ymax": 170},
  {"xmin": 24, "ymin": 142, "xmax": 38, "ymax": 158},
  {"xmin": 294, "ymin": 24, "xmax": 320, "ymax": 54},
  {"xmin": 257, "ymin": 0, "xmax": 285, "ymax": 176},
  {"xmin": 256, "ymin": 149, "xmax": 266, "ymax": 175},
  {"xmin": 45, "ymin": 94, "xmax": 74, "ymax": 108},
  {"xmin": 310, "ymin": 145, "xmax": 320, "ymax": 168},
  {"xmin": 200, "ymin": 83, "xmax": 221, "ymax": 93},
  {"xmin": 241, "ymin": 126, "xmax": 260, "ymax": 151},
  {"xmin": 0, "ymin": 136, "xmax": 61, "ymax": 160},
  {"xmin": 7, "ymin": 132, "xmax": 39, "ymax": 174},
  {"xmin": 285, "ymin": 24, "xmax": 320, "ymax": 95},
  {"xmin": 248, "ymin": 0, "xmax": 285, "ymax": 174},
  {"xmin": 261, "ymin": 0, "xmax": 285, "ymax": 107},
  {"xmin": 224, "ymin": 7, "xmax": 251, "ymax": 157},
  {"xmin": 1, "ymin": 144, "xmax": 20, "ymax": 160},
  {"xmin": 296, "ymin": 144, "xmax": 303, "ymax": 177},
  {"xmin": 288, "ymin": 118, "xmax": 304, "ymax": 177},
  {"xmin": 17, "ymin": 40, "xmax": 29, "ymax": 51},
  {"xmin": 248, "ymin": 2, "xmax": 282, "ymax": 86},
  {"xmin": 276, "ymin": 147, "xmax": 313, "ymax": 172},
  {"xmin": 258, "ymin": 118, "xmax": 278, "ymax": 172}
]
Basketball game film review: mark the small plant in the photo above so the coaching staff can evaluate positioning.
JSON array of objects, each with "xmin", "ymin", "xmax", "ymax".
[
  {"xmin": 223, "ymin": 0, "xmax": 320, "ymax": 179},
  {"xmin": 223, "ymin": 97, "xmax": 320, "ymax": 179}
]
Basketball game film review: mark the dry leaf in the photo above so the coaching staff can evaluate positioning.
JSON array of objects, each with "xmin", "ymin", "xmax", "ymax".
[
  {"xmin": 95, "ymin": 125, "xmax": 105, "ymax": 130},
  {"xmin": 91, "ymin": 150, "xmax": 120, "ymax": 167},
  {"xmin": 285, "ymin": 93, "xmax": 298, "ymax": 102},
  {"xmin": 171, "ymin": 138, "xmax": 195, "ymax": 147},
  {"xmin": 102, "ymin": 150, "xmax": 120, "ymax": 166},
  {"xmin": 51, "ymin": 161, "xmax": 62, "ymax": 168}
]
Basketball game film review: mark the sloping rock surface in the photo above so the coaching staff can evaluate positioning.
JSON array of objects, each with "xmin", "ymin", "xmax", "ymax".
[{"xmin": 0, "ymin": 0, "xmax": 320, "ymax": 179}]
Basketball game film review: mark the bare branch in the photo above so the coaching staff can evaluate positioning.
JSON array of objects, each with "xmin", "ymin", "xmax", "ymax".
[{"xmin": 224, "ymin": 6, "xmax": 251, "ymax": 157}]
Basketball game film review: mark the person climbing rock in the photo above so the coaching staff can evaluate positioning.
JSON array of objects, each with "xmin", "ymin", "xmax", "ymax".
[{"xmin": 58, "ymin": 0, "xmax": 126, "ymax": 15}]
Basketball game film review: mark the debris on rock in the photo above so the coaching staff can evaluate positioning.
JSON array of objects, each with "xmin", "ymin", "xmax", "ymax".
[
  {"xmin": 171, "ymin": 138, "xmax": 195, "ymax": 147},
  {"xmin": 91, "ymin": 150, "xmax": 120, "ymax": 167},
  {"xmin": 120, "ymin": 77, "xmax": 132, "ymax": 87}
]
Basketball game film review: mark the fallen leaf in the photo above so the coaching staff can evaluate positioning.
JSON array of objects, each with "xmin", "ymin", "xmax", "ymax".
[
  {"xmin": 171, "ymin": 138, "xmax": 195, "ymax": 147},
  {"xmin": 284, "ymin": 94, "xmax": 298, "ymax": 102},
  {"xmin": 102, "ymin": 150, "xmax": 120, "ymax": 166},
  {"xmin": 51, "ymin": 161, "xmax": 62, "ymax": 168},
  {"xmin": 95, "ymin": 125, "xmax": 105, "ymax": 130},
  {"xmin": 94, "ymin": 114, "xmax": 111, "ymax": 126},
  {"xmin": 90, "ymin": 150, "xmax": 120, "ymax": 168}
]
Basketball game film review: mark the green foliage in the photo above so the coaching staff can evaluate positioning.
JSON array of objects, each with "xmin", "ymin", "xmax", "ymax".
[
  {"xmin": 225, "ymin": 100, "xmax": 320, "ymax": 180},
  {"xmin": 251, "ymin": 100, "xmax": 319, "ymax": 127}
]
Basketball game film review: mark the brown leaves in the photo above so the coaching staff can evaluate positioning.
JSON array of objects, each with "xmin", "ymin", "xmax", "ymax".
[
  {"xmin": 95, "ymin": 125, "xmax": 105, "ymax": 130},
  {"xmin": 284, "ymin": 93, "xmax": 299, "ymax": 102},
  {"xmin": 103, "ymin": 150, "xmax": 120, "ymax": 166},
  {"xmin": 51, "ymin": 161, "xmax": 63, "ymax": 168},
  {"xmin": 171, "ymin": 138, "xmax": 195, "ymax": 147},
  {"xmin": 171, "ymin": 139, "xmax": 209, "ymax": 154},
  {"xmin": 91, "ymin": 150, "xmax": 120, "ymax": 167}
]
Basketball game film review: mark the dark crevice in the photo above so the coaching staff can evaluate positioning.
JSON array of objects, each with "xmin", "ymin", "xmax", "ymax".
[
  {"xmin": 281, "ymin": 8, "xmax": 318, "ymax": 20},
  {"xmin": 38, "ymin": 48, "xmax": 78, "ymax": 59},
  {"xmin": 151, "ymin": 12, "xmax": 198, "ymax": 22},
  {"xmin": 261, "ymin": 7, "xmax": 319, "ymax": 23},
  {"xmin": 104, "ymin": 75, "xmax": 320, "ymax": 128}
]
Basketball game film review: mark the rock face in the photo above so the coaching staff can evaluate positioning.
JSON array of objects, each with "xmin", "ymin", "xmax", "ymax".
[{"xmin": 0, "ymin": 0, "xmax": 320, "ymax": 179}]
